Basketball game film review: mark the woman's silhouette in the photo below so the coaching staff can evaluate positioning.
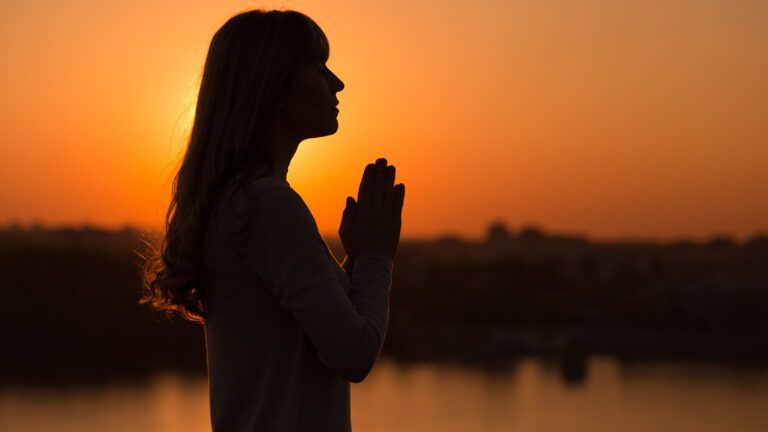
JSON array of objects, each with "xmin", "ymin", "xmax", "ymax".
[{"xmin": 139, "ymin": 9, "xmax": 405, "ymax": 432}]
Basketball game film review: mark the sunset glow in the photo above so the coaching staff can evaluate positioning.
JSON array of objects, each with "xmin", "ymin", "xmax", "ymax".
[{"xmin": 2, "ymin": 0, "xmax": 766, "ymax": 241}]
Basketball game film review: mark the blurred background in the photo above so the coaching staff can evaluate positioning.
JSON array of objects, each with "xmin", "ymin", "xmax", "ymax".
[{"xmin": 1, "ymin": 0, "xmax": 767, "ymax": 431}]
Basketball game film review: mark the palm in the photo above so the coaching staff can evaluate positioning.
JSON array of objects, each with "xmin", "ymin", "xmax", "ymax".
[{"xmin": 339, "ymin": 158, "xmax": 405, "ymax": 261}]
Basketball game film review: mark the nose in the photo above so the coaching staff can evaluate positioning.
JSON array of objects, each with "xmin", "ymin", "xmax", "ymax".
[{"xmin": 329, "ymin": 68, "xmax": 344, "ymax": 92}]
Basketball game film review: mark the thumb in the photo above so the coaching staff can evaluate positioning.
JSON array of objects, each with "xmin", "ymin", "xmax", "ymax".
[
  {"xmin": 343, "ymin": 196, "xmax": 357, "ymax": 218},
  {"xmin": 340, "ymin": 197, "xmax": 353, "ymax": 233}
]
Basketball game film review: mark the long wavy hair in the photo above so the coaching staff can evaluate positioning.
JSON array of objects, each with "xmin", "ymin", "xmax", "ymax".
[{"xmin": 138, "ymin": 9, "xmax": 330, "ymax": 322}]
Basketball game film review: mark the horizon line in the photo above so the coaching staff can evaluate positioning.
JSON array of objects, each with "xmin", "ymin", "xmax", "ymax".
[{"xmin": 1, "ymin": 220, "xmax": 766, "ymax": 246}]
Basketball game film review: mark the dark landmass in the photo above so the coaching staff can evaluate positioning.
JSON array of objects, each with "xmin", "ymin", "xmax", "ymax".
[{"xmin": 1, "ymin": 222, "xmax": 766, "ymax": 384}]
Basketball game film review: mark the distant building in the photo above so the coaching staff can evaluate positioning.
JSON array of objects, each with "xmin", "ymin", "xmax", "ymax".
[
  {"xmin": 519, "ymin": 225, "xmax": 545, "ymax": 242},
  {"xmin": 487, "ymin": 221, "xmax": 513, "ymax": 247}
]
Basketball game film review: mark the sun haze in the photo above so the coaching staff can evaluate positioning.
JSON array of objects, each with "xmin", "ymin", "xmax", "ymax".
[{"xmin": 1, "ymin": 0, "xmax": 766, "ymax": 241}]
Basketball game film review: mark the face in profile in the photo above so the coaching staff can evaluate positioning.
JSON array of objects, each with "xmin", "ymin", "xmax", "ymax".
[{"xmin": 278, "ymin": 61, "xmax": 345, "ymax": 140}]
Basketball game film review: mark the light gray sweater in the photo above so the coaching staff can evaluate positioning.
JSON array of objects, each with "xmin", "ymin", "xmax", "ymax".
[{"xmin": 202, "ymin": 176, "xmax": 394, "ymax": 432}]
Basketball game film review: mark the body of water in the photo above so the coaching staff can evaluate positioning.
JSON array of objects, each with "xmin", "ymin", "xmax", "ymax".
[{"xmin": 2, "ymin": 357, "xmax": 768, "ymax": 431}]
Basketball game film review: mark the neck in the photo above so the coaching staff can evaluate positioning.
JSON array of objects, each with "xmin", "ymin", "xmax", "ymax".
[{"xmin": 267, "ymin": 125, "xmax": 301, "ymax": 183}]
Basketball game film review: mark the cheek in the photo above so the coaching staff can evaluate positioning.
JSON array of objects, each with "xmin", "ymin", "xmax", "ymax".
[
  {"xmin": 298, "ymin": 76, "xmax": 330, "ymax": 106},
  {"xmin": 278, "ymin": 73, "xmax": 335, "ymax": 134}
]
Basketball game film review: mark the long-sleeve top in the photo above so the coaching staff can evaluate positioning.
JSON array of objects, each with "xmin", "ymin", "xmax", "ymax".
[{"xmin": 202, "ymin": 175, "xmax": 394, "ymax": 432}]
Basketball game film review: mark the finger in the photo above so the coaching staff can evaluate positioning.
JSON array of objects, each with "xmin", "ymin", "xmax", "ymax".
[
  {"xmin": 393, "ymin": 183, "xmax": 405, "ymax": 218},
  {"xmin": 383, "ymin": 165, "xmax": 395, "ymax": 212},
  {"xmin": 348, "ymin": 196, "xmax": 357, "ymax": 220},
  {"xmin": 373, "ymin": 158, "xmax": 387, "ymax": 210},
  {"xmin": 339, "ymin": 197, "xmax": 353, "ymax": 236},
  {"xmin": 357, "ymin": 163, "xmax": 375, "ymax": 209}
]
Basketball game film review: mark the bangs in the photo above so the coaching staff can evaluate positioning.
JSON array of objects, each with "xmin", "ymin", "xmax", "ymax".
[
  {"xmin": 294, "ymin": 11, "xmax": 330, "ymax": 64},
  {"xmin": 311, "ymin": 24, "xmax": 330, "ymax": 63}
]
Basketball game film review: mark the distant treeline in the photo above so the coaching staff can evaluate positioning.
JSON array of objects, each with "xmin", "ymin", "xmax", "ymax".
[
  {"xmin": 376, "ymin": 224, "xmax": 768, "ymax": 365},
  {"xmin": 1, "ymin": 224, "xmax": 767, "ymax": 383}
]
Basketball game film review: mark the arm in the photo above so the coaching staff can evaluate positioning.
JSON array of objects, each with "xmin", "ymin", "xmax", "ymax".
[{"xmin": 245, "ymin": 185, "xmax": 392, "ymax": 383}]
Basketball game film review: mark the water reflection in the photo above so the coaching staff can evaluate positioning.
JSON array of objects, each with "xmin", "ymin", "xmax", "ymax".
[
  {"xmin": 0, "ymin": 374, "xmax": 209, "ymax": 432},
  {"xmin": 1, "ymin": 357, "xmax": 768, "ymax": 432}
]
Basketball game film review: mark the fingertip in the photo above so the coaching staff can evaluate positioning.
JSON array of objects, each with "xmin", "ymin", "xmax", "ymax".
[{"xmin": 397, "ymin": 184, "xmax": 406, "ymax": 204}]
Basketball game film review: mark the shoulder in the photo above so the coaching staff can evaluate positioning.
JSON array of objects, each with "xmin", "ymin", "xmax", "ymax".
[
  {"xmin": 241, "ymin": 177, "xmax": 304, "ymax": 212},
  {"xmin": 232, "ymin": 177, "xmax": 317, "ymax": 232},
  {"xmin": 210, "ymin": 176, "xmax": 304, "ymax": 231},
  {"xmin": 221, "ymin": 176, "xmax": 295, "ymax": 207},
  {"xmin": 207, "ymin": 176, "xmax": 320, "ymax": 255}
]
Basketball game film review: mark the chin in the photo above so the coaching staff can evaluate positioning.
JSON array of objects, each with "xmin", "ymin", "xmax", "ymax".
[{"xmin": 308, "ymin": 123, "xmax": 339, "ymax": 138}]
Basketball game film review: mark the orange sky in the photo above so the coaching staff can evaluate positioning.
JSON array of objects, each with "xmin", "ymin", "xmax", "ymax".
[{"xmin": 1, "ymin": 0, "xmax": 766, "ymax": 241}]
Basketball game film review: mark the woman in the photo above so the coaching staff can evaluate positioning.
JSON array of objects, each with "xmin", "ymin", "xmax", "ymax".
[{"xmin": 140, "ymin": 9, "xmax": 405, "ymax": 432}]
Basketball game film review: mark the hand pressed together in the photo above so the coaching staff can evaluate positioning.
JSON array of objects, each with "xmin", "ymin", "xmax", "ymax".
[{"xmin": 338, "ymin": 158, "xmax": 405, "ymax": 261}]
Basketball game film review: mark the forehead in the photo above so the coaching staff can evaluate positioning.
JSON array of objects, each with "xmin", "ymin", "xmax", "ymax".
[{"xmin": 304, "ymin": 19, "xmax": 329, "ymax": 63}]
